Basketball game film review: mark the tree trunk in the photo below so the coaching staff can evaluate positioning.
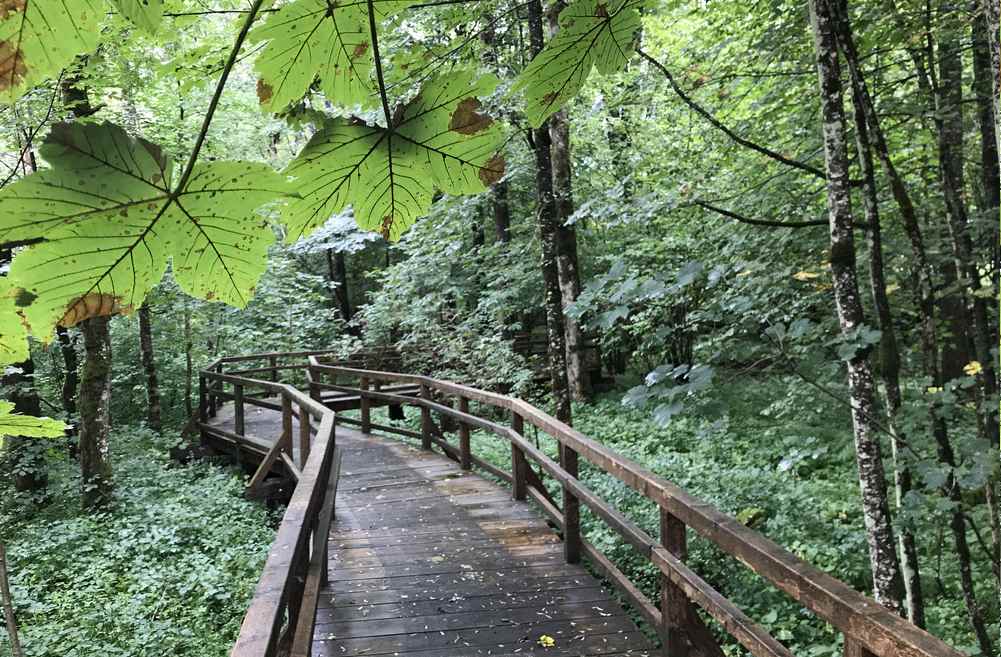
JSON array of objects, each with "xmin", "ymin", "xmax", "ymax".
[
  {"xmin": 492, "ymin": 180, "xmax": 511, "ymax": 243},
  {"xmin": 79, "ymin": 316, "xmax": 113, "ymax": 509},
  {"xmin": 0, "ymin": 544, "xmax": 24, "ymax": 657},
  {"xmin": 183, "ymin": 306, "xmax": 193, "ymax": 419},
  {"xmin": 527, "ymin": 0, "xmax": 571, "ymax": 425},
  {"xmin": 849, "ymin": 78, "xmax": 925, "ymax": 627},
  {"xmin": 808, "ymin": 0, "xmax": 905, "ymax": 614},
  {"xmin": 56, "ymin": 327, "xmax": 78, "ymax": 428},
  {"xmin": 932, "ymin": 19, "xmax": 997, "ymax": 655},
  {"xmin": 983, "ymin": 0, "xmax": 1001, "ymax": 154},
  {"xmin": 138, "ymin": 304, "xmax": 162, "ymax": 433},
  {"xmin": 327, "ymin": 249, "xmax": 356, "ymax": 335}
]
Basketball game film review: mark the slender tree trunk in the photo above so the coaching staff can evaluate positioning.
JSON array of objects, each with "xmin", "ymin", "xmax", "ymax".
[
  {"xmin": 326, "ymin": 249, "xmax": 357, "ymax": 335},
  {"xmin": 808, "ymin": 0, "xmax": 905, "ymax": 613},
  {"xmin": 527, "ymin": 0, "xmax": 571, "ymax": 425},
  {"xmin": 972, "ymin": 0, "xmax": 1001, "ymax": 582},
  {"xmin": 983, "ymin": 0, "xmax": 1001, "ymax": 154},
  {"xmin": 138, "ymin": 304, "xmax": 162, "ymax": 433},
  {"xmin": 79, "ymin": 316, "xmax": 113, "ymax": 509},
  {"xmin": 56, "ymin": 327, "xmax": 78, "ymax": 428},
  {"xmin": 0, "ymin": 544, "xmax": 24, "ymax": 657},
  {"xmin": 183, "ymin": 306, "xmax": 193, "ymax": 419},
  {"xmin": 849, "ymin": 80, "xmax": 926, "ymax": 626},
  {"xmin": 492, "ymin": 180, "xmax": 511, "ymax": 243}
]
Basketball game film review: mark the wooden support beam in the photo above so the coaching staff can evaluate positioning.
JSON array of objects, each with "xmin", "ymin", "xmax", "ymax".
[
  {"xmin": 360, "ymin": 377, "xmax": 371, "ymax": 433},
  {"xmin": 299, "ymin": 404, "xmax": 311, "ymax": 467},
  {"xmin": 458, "ymin": 396, "xmax": 471, "ymax": 470},
  {"xmin": 661, "ymin": 508, "xmax": 691, "ymax": 657},
  {"xmin": 561, "ymin": 442, "xmax": 581, "ymax": 564},
  {"xmin": 420, "ymin": 384, "xmax": 432, "ymax": 450},
  {"xmin": 511, "ymin": 412, "xmax": 527, "ymax": 501},
  {"xmin": 234, "ymin": 384, "xmax": 245, "ymax": 436},
  {"xmin": 282, "ymin": 395, "xmax": 294, "ymax": 459}
]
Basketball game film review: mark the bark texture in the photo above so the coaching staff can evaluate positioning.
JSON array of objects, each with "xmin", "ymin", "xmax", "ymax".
[
  {"xmin": 849, "ymin": 79, "xmax": 925, "ymax": 626},
  {"xmin": 808, "ymin": 0, "xmax": 904, "ymax": 613},
  {"xmin": 79, "ymin": 316, "xmax": 113, "ymax": 509},
  {"xmin": 138, "ymin": 304, "xmax": 162, "ymax": 433},
  {"xmin": 56, "ymin": 326, "xmax": 78, "ymax": 428},
  {"xmin": 0, "ymin": 544, "xmax": 24, "ymax": 657},
  {"xmin": 527, "ymin": 0, "xmax": 572, "ymax": 425}
]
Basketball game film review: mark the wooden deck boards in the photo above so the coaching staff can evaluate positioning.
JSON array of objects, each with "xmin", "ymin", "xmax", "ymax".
[{"xmin": 206, "ymin": 407, "xmax": 655, "ymax": 657}]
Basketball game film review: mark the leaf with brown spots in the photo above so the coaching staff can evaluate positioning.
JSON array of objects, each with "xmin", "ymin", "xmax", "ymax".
[
  {"xmin": 0, "ymin": 0, "xmax": 103, "ymax": 104},
  {"xmin": 0, "ymin": 278, "xmax": 28, "ymax": 365},
  {"xmin": 250, "ymin": 0, "xmax": 411, "ymax": 112},
  {"xmin": 0, "ymin": 122, "xmax": 291, "ymax": 348},
  {"xmin": 111, "ymin": 0, "xmax": 164, "ymax": 32},
  {"xmin": 283, "ymin": 70, "xmax": 505, "ymax": 243},
  {"xmin": 511, "ymin": 0, "xmax": 643, "ymax": 127}
]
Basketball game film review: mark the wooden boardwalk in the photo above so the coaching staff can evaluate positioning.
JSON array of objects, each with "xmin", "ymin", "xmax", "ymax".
[{"xmin": 207, "ymin": 408, "xmax": 654, "ymax": 657}]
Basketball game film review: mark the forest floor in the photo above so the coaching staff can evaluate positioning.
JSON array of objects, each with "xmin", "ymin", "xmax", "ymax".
[{"xmin": 0, "ymin": 373, "xmax": 994, "ymax": 656}]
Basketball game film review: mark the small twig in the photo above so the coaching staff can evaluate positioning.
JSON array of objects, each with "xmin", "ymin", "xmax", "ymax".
[{"xmin": 0, "ymin": 543, "xmax": 25, "ymax": 657}]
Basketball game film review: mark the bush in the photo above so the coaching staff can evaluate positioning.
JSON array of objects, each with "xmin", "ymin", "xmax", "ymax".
[{"xmin": 0, "ymin": 428, "xmax": 276, "ymax": 657}]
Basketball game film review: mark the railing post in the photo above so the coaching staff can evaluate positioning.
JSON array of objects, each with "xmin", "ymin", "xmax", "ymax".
[
  {"xmin": 660, "ymin": 508, "xmax": 690, "ymax": 657},
  {"xmin": 511, "ymin": 413, "xmax": 527, "ymax": 501},
  {"xmin": 234, "ymin": 383, "xmax": 245, "ymax": 436},
  {"xmin": 210, "ymin": 363, "xmax": 222, "ymax": 417},
  {"xmin": 360, "ymin": 376, "xmax": 371, "ymax": 433},
  {"xmin": 269, "ymin": 355, "xmax": 278, "ymax": 382},
  {"xmin": 282, "ymin": 394, "xmax": 294, "ymax": 458},
  {"xmin": 458, "ymin": 397, "xmax": 471, "ymax": 470},
  {"xmin": 844, "ymin": 638, "xmax": 877, "ymax": 657},
  {"xmin": 420, "ymin": 384, "xmax": 432, "ymax": 450},
  {"xmin": 299, "ymin": 405, "xmax": 311, "ymax": 467},
  {"xmin": 307, "ymin": 361, "xmax": 320, "ymax": 402},
  {"xmin": 198, "ymin": 375, "xmax": 208, "ymax": 425},
  {"xmin": 561, "ymin": 442, "xmax": 581, "ymax": 564}
]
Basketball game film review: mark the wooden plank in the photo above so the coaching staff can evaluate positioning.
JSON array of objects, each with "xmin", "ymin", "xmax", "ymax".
[
  {"xmin": 281, "ymin": 452, "xmax": 301, "ymax": 481},
  {"xmin": 458, "ymin": 396, "xmax": 471, "ymax": 470}
]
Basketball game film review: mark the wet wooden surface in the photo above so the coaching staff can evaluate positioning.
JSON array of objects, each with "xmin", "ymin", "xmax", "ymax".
[{"xmin": 209, "ymin": 406, "xmax": 654, "ymax": 657}]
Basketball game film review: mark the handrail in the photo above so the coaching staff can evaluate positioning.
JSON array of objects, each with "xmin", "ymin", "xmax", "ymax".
[
  {"xmin": 196, "ymin": 354, "xmax": 341, "ymax": 657},
  {"xmin": 307, "ymin": 359, "xmax": 966, "ymax": 657}
]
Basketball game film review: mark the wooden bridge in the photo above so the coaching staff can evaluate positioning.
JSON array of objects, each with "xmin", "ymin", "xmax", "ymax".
[{"xmin": 197, "ymin": 350, "xmax": 966, "ymax": 657}]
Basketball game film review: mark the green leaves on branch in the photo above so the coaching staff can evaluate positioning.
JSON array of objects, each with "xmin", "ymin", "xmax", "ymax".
[
  {"xmin": 0, "ymin": 121, "xmax": 289, "ymax": 358},
  {"xmin": 0, "ymin": 401, "xmax": 66, "ymax": 446},
  {"xmin": 513, "ymin": 0, "xmax": 643, "ymax": 127},
  {"xmin": 111, "ymin": 0, "xmax": 165, "ymax": 33},
  {"xmin": 0, "ymin": 0, "xmax": 102, "ymax": 105},
  {"xmin": 250, "ymin": 0, "xmax": 411, "ymax": 112},
  {"xmin": 0, "ymin": 0, "xmax": 164, "ymax": 106},
  {"xmin": 282, "ymin": 71, "xmax": 505, "ymax": 242},
  {"xmin": 0, "ymin": 278, "xmax": 29, "ymax": 364}
]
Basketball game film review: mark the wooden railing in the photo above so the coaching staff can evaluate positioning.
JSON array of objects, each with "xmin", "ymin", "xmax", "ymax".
[
  {"xmin": 305, "ymin": 358, "xmax": 966, "ymax": 657},
  {"xmin": 197, "ymin": 352, "xmax": 343, "ymax": 657}
]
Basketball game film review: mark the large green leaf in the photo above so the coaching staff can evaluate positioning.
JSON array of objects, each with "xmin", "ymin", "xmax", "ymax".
[
  {"xmin": 0, "ymin": 121, "xmax": 289, "ymax": 342},
  {"xmin": 0, "ymin": 279, "xmax": 28, "ymax": 365},
  {"xmin": 250, "ymin": 0, "xmax": 410, "ymax": 112},
  {"xmin": 111, "ymin": 0, "xmax": 164, "ymax": 32},
  {"xmin": 282, "ymin": 70, "xmax": 505, "ymax": 242},
  {"xmin": 512, "ymin": 0, "xmax": 643, "ymax": 127},
  {"xmin": 0, "ymin": 0, "xmax": 104, "ymax": 105},
  {"xmin": 0, "ymin": 401, "xmax": 66, "ymax": 445}
]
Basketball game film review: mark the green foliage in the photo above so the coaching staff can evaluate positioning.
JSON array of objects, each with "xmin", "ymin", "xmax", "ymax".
[
  {"xmin": 111, "ymin": 0, "xmax": 165, "ymax": 32},
  {"xmin": 513, "ymin": 0, "xmax": 643, "ymax": 127},
  {"xmin": 0, "ymin": 278, "xmax": 28, "ymax": 363},
  {"xmin": 0, "ymin": 0, "xmax": 103, "ymax": 105},
  {"xmin": 282, "ymin": 71, "xmax": 505, "ymax": 242},
  {"xmin": 249, "ymin": 0, "xmax": 408, "ymax": 112},
  {"xmin": 0, "ymin": 427, "xmax": 275, "ymax": 657},
  {"xmin": 0, "ymin": 121, "xmax": 290, "ymax": 353},
  {"xmin": 0, "ymin": 401, "xmax": 65, "ymax": 447}
]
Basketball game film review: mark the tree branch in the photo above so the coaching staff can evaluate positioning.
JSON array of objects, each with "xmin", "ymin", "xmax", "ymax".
[
  {"xmin": 367, "ymin": 0, "xmax": 394, "ymax": 129},
  {"xmin": 693, "ymin": 200, "xmax": 829, "ymax": 228},
  {"xmin": 637, "ymin": 48, "xmax": 828, "ymax": 180}
]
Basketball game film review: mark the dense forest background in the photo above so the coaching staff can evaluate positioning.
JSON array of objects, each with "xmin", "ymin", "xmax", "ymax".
[{"xmin": 0, "ymin": 0, "xmax": 997, "ymax": 655}]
